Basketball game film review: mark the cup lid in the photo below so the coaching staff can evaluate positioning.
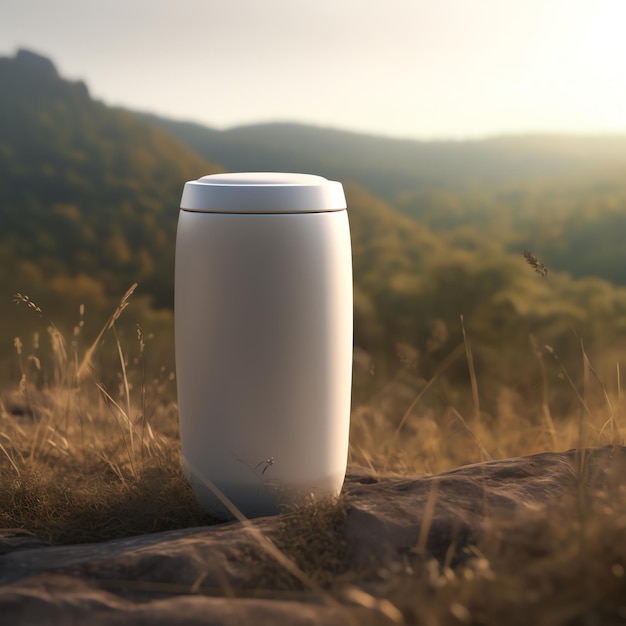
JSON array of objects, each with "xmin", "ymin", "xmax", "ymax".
[{"xmin": 180, "ymin": 172, "xmax": 347, "ymax": 214}]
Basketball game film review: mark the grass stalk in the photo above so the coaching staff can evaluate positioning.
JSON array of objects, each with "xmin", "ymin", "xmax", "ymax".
[
  {"xmin": 450, "ymin": 407, "xmax": 493, "ymax": 462},
  {"xmin": 393, "ymin": 343, "xmax": 465, "ymax": 440},
  {"xmin": 113, "ymin": 325, "xmax": 134, "ymax": 459},
  {"xmin": 76, "ymin": 283, "xmax": 137, "ymax": 383},
  {"xmin": 0, "ymin": 440, "xmax": 21, "ymax": 476},
  {"xmin": 94, "ymin": 380, "xmax": 137, "ymax": 479},
  {"xmin": 530, "ymin": 335, "xmax": 557, "ymax": 448},
  {"xmin": 415, "ymin": 480, "xmax": 440, "ymax": 556},
  {"xmin": 460, "ymin": 315, "xmax": 480, "ymax": 423}
]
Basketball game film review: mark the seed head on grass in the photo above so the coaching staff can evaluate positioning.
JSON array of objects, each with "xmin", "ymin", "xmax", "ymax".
[
  {"xmin": 14, "ymin": 292, "xmax": 69, "ymax": 387},
  {"xmin": 13, "ymin": 293, "xmax": 65, "ymax": 350},
  {"xmin": 4, "ymin": 287, "xmax": 214, "ymax": 544},
  {"xmin": 523, "ymin": 250, "xmax": 548, "ymax": 278},
  {"xmin": 13, "ymin": 293, "xmax": 43, "ymax": 316}
]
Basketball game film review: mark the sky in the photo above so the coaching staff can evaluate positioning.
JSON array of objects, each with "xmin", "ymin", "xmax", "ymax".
[{"xmin": 1, "ymin": 0, "xmax": 625, "ymax": 140}]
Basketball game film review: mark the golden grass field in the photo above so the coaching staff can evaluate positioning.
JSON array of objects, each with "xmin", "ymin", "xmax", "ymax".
[{"xmin": 2, "ymin": 287, "xmax": 626, "ymax": 625}]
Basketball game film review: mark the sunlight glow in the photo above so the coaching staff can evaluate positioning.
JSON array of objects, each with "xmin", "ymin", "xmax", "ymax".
[{"xmin": 0, "ymin": 0, "xmax": 625, "ymax": 138}]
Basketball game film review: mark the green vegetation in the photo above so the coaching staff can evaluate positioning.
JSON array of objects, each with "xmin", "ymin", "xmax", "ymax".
[
  {"xmin": 137, "ymin": 115, "xmax": 626, "ymax": 193},
  {"xmin": 3, "ymin": 50, "xmax": 626, "ymax": 413},
  {"xmin": 0, "ymin": 49, "xmax": 220, "ymax": 318}
]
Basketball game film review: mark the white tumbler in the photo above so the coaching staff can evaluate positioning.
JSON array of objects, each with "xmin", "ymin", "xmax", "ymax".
[{"xmin": 175, "ymin": 172, "xmax": 352, "ymax": 520}]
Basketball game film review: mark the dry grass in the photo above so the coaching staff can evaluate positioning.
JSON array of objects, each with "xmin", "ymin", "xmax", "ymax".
[
  {"xmin": 348, "ymin": 322, "xmax": 626, "ymax": 624},
  {"xmin": 3, "ymin": 285, "xmax": 626, "ymax": 625},
  {"xmin": 379, "ymin": 486, "xmax": 626, "ymax": 626},
  {"xmin": 1, "ymin": 290, "xmax": 212, "ymax": 543}
]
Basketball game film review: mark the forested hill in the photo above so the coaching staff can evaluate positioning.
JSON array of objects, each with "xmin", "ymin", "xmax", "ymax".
[
  {"xmin": 0, "ymin": 49, "xmax": 453, "ymax": 364},
  {"xmin": 5, "ymin": 49, "xmax": 626, "ymax": 412},
  {"xmin": 139, "ymin": 113, "xmax": 626, "ymax": 287},
  {"xmin": 137, "ymin": 113, "xmax": 626, "ymax": 197},
  {"xmin": 0, "ymin": 49, "xmax": 221, "ymax": 312}
]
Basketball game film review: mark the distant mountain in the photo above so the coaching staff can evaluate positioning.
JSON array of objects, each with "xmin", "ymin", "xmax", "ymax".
[
  {"xmin": 138, "ymin": 112, "xmax": 626, "ymax": 287},
  {"xmin": 0, "ymin": 49, "xmax": 221, "ymax": 311},
  {"xmin": 136, "ymin": 113, "xmax": 626, "ymax": 199}
]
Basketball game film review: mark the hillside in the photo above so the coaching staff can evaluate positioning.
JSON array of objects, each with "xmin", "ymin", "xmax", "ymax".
[
  {"xmin": 0, "ymin": 49, "xmax": 221, "ymax": 315},
  {"xmin": 4, "ymin": 50, "xmax": 626, "ymax": 415},
  {"xmin": 0, "ymin": 49, "xmax": 458, "ymax": 390},
  {"xmin": 140, "ymin": 114, "xmax": 626, "ymax": 286}
]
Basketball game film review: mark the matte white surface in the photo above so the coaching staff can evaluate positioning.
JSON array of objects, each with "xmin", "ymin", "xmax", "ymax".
[
  {"xmin": 180, "ymin": 172, "xmax": 347, "ymax": 214},
  {"xmin": 175, "ymin": 207, "xmax": 352, "ymax": 519}
]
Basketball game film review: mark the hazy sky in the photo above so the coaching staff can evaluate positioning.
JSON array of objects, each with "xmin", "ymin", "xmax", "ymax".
[{"xmin": 2, "ymin": 0, "xmax": 625, "ymax": 139}]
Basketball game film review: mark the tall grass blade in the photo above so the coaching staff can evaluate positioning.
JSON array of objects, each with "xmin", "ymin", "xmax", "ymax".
[{"xmin": 76, "ymin": 283, "xmax": 138, "ymax": 383}]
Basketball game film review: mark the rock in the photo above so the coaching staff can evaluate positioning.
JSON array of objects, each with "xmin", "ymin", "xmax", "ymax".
[
  {"xmin": 343, "ymin": 446, "xmax": 626, "ymax": 569},
  {"xmin": 1, "ymin": 446, "xmax": 624, "ymax": 624},
  {"xmin": 0, "ymin": 575, "xmax": 374, "ymax": 626}
]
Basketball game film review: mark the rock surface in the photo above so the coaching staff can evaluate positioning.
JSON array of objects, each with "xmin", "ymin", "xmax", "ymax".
[{"xmin": 1, "ymin": 446, "xmax": 625, "ymax": 625}]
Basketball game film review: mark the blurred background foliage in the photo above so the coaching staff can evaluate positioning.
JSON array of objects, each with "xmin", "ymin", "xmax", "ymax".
[{"xmin": 2, "ymin": 49, "xmax": 626, "ymax": 422}]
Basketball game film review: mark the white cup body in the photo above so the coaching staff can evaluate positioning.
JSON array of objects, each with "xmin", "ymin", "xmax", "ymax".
[{"xmin": 175, "ymin": 174, "xmax": 352, "ymax": 519}]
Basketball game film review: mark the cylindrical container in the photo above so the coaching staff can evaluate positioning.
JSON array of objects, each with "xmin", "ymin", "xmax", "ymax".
[{"xmin": 175, "ymin": 172, "xmax": 352, "ymax": 520}]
